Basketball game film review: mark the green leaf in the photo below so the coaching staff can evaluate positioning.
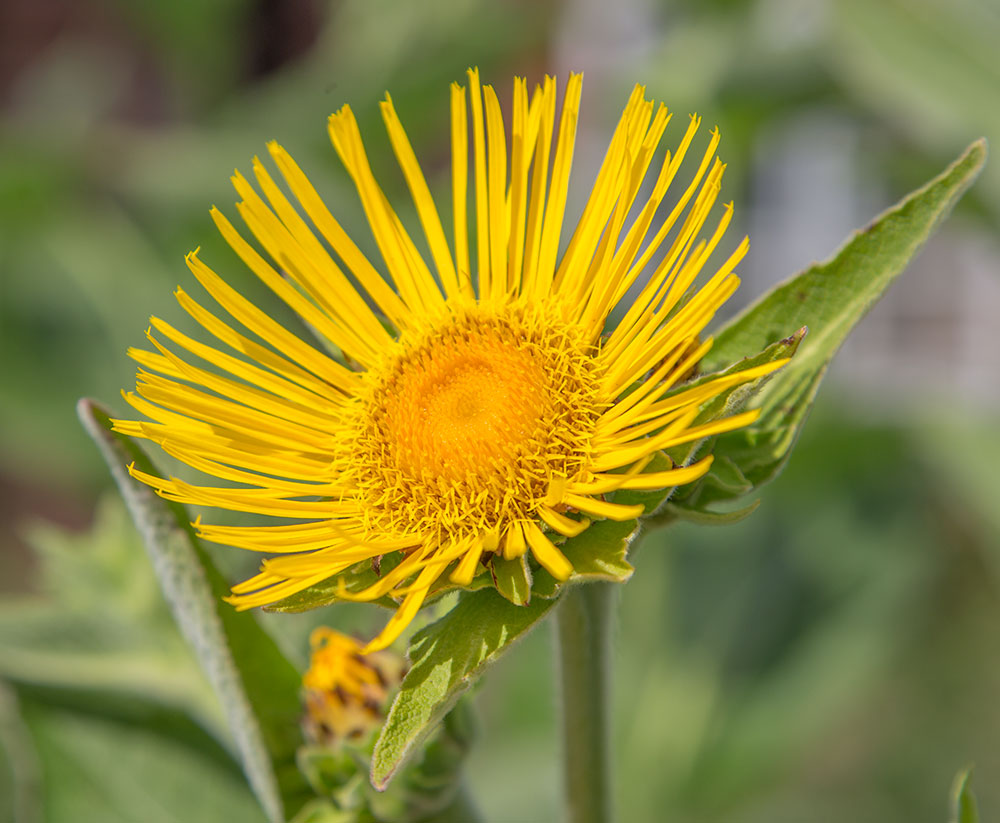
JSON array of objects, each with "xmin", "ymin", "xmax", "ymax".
[
  {"xmin": 676, "ymin": 139, "xmax": 986, "ymax": 512},
  {"xmin": 370, "ymin": 698, "xmax": 481, "ymax": 823},
  {"xmin": 950, "ymin": 767, "xmax": 979, "ymax": 823},
  {"xmin": 491, "ymin": 555, "xmax": 533, "ymax": 606},
  {"xmin": 77, "ymin": 399, "xmax": 312, "ymax": 822},
  {"xmin": 370, "ymin": 588, "xmax": 556, "ymax": 790}
]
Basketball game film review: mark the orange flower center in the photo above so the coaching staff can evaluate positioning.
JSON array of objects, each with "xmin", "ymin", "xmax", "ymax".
[
  {"xmin": 383, "ymin": 329, "xmax": 549, "ymax": 481},
  {"xmin": 349, "ymin": 306, "xmax": 603, "ymax": 536}
]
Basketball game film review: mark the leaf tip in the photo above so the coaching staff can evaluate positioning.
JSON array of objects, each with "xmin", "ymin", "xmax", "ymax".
[
  {"xmin": 76, "ymin": 397, "xmax": 115, "ymax": 441},
  {"xmin": 969, "ymin": 136, "xmax": 987, "ymax": 162},
  {"xmin": 950, "ymin": 764, "xmax": 979, "ymax": 823},
  {"xmin": 76, "ymin": 396, "xmax": 99, "ymax": 426},
  {"xmin": 779, "ymin": 326, "xmax": 808, "ymax": 350},
  {"xmin": 953, "ymin": 138, "xmax": 987, "ymax": 182},
  {"xmin": 369, "ymin": 763, "xmax": 393, "ymax": 793}
]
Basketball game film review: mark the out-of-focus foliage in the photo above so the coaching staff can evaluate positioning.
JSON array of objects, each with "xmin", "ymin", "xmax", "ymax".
[
  {"xmin": 0, "ymin": 493, "xmax": 267, "ymax": 823},
  {"xmin": 1, "ymin": 0, "xmax": 996, "ymax": 821}
]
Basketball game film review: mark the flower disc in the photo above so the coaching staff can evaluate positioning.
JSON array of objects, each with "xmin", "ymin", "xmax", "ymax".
[{"xmin": 349, "ymin": 305, "xmax": 602, "ymax": 539}]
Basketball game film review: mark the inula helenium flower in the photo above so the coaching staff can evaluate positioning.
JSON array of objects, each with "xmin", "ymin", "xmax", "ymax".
[{"xmin": 115, "ymin": 69, "xmax": 785, "ymax": 651}]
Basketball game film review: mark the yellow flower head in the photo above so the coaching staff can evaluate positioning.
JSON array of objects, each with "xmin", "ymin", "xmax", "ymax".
[
  {"xmin": 114, "ymin": 70, "xmax": 785, "ymax": 652},
  {"xmin": 301, "ymin": 627, "xmax": 403, "ymax": 744}
]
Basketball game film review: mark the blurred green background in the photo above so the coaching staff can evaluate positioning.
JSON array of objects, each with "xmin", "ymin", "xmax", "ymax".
[{"xmin": 1, "ymin": 0, "xmax": 998, "ymax": 821}]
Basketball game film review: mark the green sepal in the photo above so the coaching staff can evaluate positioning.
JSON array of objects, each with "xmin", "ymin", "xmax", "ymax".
[
  {"xmin": 612, "ymin": 451, "xmax": 679, "ymax": 515},
  {"xmin": 295, "ymin": 697, "xmax": 479, "ymax": 823},
  {"xmin": 288, "ymin": 798, "xmax": 368, "ymax": 823},
  {"xmin": 491, "ymin": 554, "xmax": 533, "ymax": 605},
  {"xmin": 663, "ymin": 327, "xmax": 807, "ymax": 470}
]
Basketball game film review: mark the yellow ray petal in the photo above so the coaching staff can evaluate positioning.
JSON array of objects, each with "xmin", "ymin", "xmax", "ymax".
[
  {"xmin": 523, "ymin": 519, "xmax": 573, "ymax": 580},
  {"xmin": 534, "ymin": 72, "xmax": 582, "ymax": 296},
  {"xmin": 562, "ymin": 493, "xmax": 644, "ymax": 522},
  {"xmin": 267, "ymin": 142, "xmax": 412, "ymax": 328},
  {"xmin": 380, "ymin": 93, "xmax": 460, "ymax": 298},
  {"xmin": 467, "ymin": 68, "xmax": 490, "ymax": 298},
  {"xmin": 450, "ymin": 82, "xmax": 474, "ymax": 299}
]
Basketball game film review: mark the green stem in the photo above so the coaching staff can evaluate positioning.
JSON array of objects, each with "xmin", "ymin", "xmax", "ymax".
[{"xmin": 556, "ymin": 582, "xmax": 616, "ymax": 823}]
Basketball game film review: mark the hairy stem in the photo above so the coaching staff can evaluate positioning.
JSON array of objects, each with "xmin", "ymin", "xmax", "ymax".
[{"xmin": 556, "ymin": 582, "xmax": 616, "ymax": 823}]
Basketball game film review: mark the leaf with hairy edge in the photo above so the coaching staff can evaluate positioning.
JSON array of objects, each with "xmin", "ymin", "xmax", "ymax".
[
  {"xmin": 77, "ymin": 399, "xmax": 311, "ymax": 823},
  {"xmin": 673, "ymin": 138, "xmax": 987, "ymax": 513},
  {"xmin": 370, "ymin": 588, "xmax": 556, "ymax": 790},
  {"xmin": 651, "ymin": 327, "xmax": 806, "ymax": 498},
  {"xmin": 950, "ymin": 767, "xmax": 979, "ymax": 823}
]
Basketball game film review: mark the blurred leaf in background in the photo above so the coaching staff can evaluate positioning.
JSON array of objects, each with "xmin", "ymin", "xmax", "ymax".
[{"xmin": 0, "ymin": 493, "xmax": 267, "ymax": 823}]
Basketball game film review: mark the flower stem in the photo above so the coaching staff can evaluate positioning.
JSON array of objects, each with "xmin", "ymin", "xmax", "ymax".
[{"xmin": 556, "ymin": 581, "xmax": 616, "ymax": 823}]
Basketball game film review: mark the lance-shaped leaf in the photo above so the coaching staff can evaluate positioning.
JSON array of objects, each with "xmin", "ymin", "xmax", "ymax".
[
  {"xmin": 78, "ymin": 399, "xmax": 312, "ymax": 822},
  {"xmin": 950, "ymin": 767, "xmax": 980, "ymax": 823},
  {"xmin": 671, "ymin": 138, "xmax": 987, "ymax": 514},
  {"xmin": 370, "ymin": 588, "xmax": 556, "ymax": 790}
]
